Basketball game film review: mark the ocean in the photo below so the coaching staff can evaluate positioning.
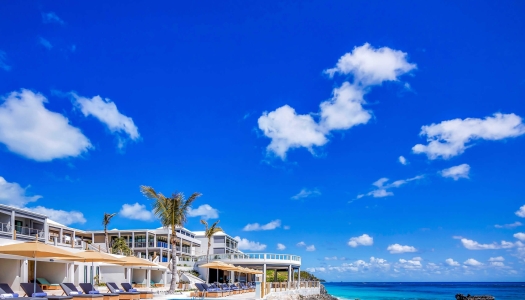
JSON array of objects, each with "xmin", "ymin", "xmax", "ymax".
[{"xmin": 323, "ymin": 282, "xmax": 525, "ymax": 300}]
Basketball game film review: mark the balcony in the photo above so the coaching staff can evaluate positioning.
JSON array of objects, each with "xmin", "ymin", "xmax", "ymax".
[
  {"xmin": 196, "ymin": 253, "xmax": 302, "ymax": 266},
  {"xmin": 0, "ymin": 222, "xmax": 44, "ymax": 239}
]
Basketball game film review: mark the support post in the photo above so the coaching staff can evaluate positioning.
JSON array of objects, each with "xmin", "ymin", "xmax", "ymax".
[
  {"xmin": 11, "ymin": 211, "xmax": 15, "ymax": 240},
  {"xmin": 146, "ymin": 232, "xmax": 149, "ymax": 260}
]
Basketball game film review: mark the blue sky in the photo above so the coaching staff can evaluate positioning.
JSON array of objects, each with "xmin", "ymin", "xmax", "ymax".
[{"xmin": 1, "ymin": 1, "xmax": 525, "ymax": 281}]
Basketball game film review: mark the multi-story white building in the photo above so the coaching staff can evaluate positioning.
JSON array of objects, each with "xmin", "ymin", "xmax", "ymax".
[{"xmin": 0, "ymin": 204, "xmax": 302, "ymax": 291}]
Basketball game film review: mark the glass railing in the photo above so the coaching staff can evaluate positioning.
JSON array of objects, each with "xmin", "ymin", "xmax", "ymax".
[
  {"xmin": 0, "ymin": 222, "xmax": 10, "ymax": 233},
  {"xmin": 196, "ymin": 253, "xmax": 301, "ymax": 262},
  {"xmin": 12, "ymin": 225, "xmax": 43, "ymax": 237}
]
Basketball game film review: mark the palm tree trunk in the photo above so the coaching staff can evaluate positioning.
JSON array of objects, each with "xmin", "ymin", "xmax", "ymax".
[
  {"xmin": 169, "ymin": 226, "xmax": 177, "ymax": 293},
  {"xmin": 207, "ymin": 238, "xmax": 211, "ymax": 262},
  {"xmin": 104, "ymin": 227, "xmax": 109, "ymax": 253}
]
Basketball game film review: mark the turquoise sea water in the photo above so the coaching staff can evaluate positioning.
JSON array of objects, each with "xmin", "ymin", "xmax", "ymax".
[{"xmin": 323, "ymin": 282, "xmax": 525, "ymax": 300}]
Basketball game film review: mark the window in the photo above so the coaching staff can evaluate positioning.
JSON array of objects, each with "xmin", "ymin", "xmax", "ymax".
[{"xmin": 214, "ymin": 236, "xmax": 225, "ymax": 243}]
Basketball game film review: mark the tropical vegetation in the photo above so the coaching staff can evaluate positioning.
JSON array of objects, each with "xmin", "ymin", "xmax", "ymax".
[
  {"xmin": 141, "ymin": 185, "xmax": 201, "ymax": 294},
  {"xmin": 103, "ymin": 212, "xmax": 117, "ymax": 253},
  {"xmin": 200, "ymin": 219, "xmax": 223, "ymax": 263}
]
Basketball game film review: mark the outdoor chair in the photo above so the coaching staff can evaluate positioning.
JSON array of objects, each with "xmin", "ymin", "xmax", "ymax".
[
  {"xmin": 36, "ymin": 278, "xmax": 60, "ymax": 291},
  {"xmin": 120, "ymin": 284, "xmax": 152, "ymax": 299},
  {"xmin": 227, "ymin": 284, "xmax": 241, "ymax": 294},
  {"xmin": 200, "ymin": 283, "xmax": 224, "ymax": 298},
  {"xmin": 0, "ymin": 283, "xmax": 33, "ymax": 299},
  {"xmin": 105, "ymin": 283, "xmax": 139, "ymax": 300},
  {"xmin": 78, "ymin": 284, "xmax": 119, "ymax": 300},
  {"xmin": 59, "ymin": 283, "xmax": 103, "ymax": 300},
  {"xmin": 20, "ymin": 283, "xmax": 72, "ymax": 300}
]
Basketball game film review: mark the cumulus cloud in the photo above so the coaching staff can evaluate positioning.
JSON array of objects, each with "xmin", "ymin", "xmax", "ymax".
[
  {"xmin": 0, "ymin": 51, "xmax": 11, "ymax": 71},
  {"xmin": 296, "ymin": 241, "xmax": 306, "ymax": 247},
  {"xmin": 119, "ymin": 203, "xmax": 154, "ymax": 221},
  {"xmin": 42, "ymin": 12, "xmax": 64, "ymax": 25},
  {"xmin": 306, "ymin": 245, "xmax": 316, "ymax": 251},
  {"xmin": 459, "ymin": 238, "xmax": 519, "ymax": 250},
  {"xmin": 277, "ymin": 243, "xmax": 286, "ymax": 250},
  {"xmin": 387, "ymin": 244, "xmax": 417, "ymax": 254},
  {"xmin": 495, "ymin": 221, "xmax": 522, "ymax": 229},
  {"xmin": 514, "ymin": 233, "xmax": 525, "ymax": 241},
  {"xmin": 258, "ymin": 43, "xmax": 416, "ymax": 159},
  {"xmin": 0, "ymin": 90, "xmax": 91, "ymax": 161},
  {"xmin": 357, "ymin": 175, "xmax": 424, "ymax": 199},
  {"xmin": 397, "ymin": 258, "xmax": 422, "ymax": 270},
  {"xmin": 324, "ymin": 43, "xmax": 417, "ymax": 85},
  {"xmin": 71, "ymin": 93, "xmax": 140, "ymax": 148},
  {"xmin": 348, "ymin": 234, "xmax": 374, "ymax": 247},
  {"xmin": 413, "ymin": 113, "xmax": 525, "ymax": 159},
  {"xmin": 464, "ymin": 258, "xmax": 483, "ymax": 266},
  {"xmin": 291, "ymin": 188, "xmax": 321, "ymax": 200},
  {"xmin": 488, "ymin": 256, "xmax": 505, "ymax": 262},
  {"xmin": 516, "ymin": 205, "xmax": 525, "ymax": 218},
  {"xmin": 188, "ymin": 204, "xmax": 219, "ymax": 220},
  {"xmin": 445, "ymin": 258, "xmax": 460, "ymax": 266},
  {"xmin": 243, "ymin": 219, "xmax": 281, "ymax": 231},
  {"xmin": 258, "ymin": 105, "xmax": 327, "ymax": 159},
  {"xmin": 440, "ymin": 164, "xmax": 470, "ymax": 180},
  {"xmin": 325, "ymin": 257, "xmax": 390, "ymax": 273},
  {"xmin": 398, "ymin": 156, "xmax": 407, "ymax": 165},
  {"xmin": 234, "ymin": 236, "xmax": 267, "ymax": 251},
  {"xmin": 0, "ymin": 176, "xmax": 42, "ymax": 207},
  {"xmin": 29, "ymin": 206, "xmax": 86, "ymax": 225}
]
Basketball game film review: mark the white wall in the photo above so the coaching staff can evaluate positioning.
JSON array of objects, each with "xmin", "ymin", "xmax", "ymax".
[
  {"xmin": 131, "ymin": 269, "xmax": 147, "ymax": 285},
  {"xmin": 36, "ymin": 261, "xmax": 67, "ymax": 284},
  {"xmin": 0, "ymin": 258, "xmax": 22, "ymax": 292},
  {"xmin": 99, "ymin": 266, "xmax": 127, "ymax": 285}
]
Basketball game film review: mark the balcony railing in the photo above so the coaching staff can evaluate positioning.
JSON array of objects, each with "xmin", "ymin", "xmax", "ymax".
[
  {"xmin": 0, "ymin": 222, "xmax": 44, "ymax": 238},
  {"xmin": 0, "ymin": 222, "xmax": 10, "ymax": 234},
  {"xmin": 197, "ymin": 253, "xmax": 301, "ymax": 263}
]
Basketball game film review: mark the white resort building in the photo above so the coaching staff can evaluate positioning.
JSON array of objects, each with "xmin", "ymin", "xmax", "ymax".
[{"xmin": 0, "ymin": 204, "xmax": 303, "ymax": 294}]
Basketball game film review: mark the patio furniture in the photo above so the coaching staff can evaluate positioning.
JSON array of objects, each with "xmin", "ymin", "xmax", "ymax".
[
  {"xmin": 120, "ymin": 284, "xmax": 152, "ymax": 300},
  {"xmin": 20, "ymin": 283, "xmax": 72, "ymax": 300},
  {"xmin": 59, "ymin": 283, "xmax": 103, "ymax": 300},
  {"xmin": 78, "ymin": 284, "xmax": 119, "ymax": 300},
  {"xmin": 105, "ymin": 283, "xmax": 138, "ymax": 300}
]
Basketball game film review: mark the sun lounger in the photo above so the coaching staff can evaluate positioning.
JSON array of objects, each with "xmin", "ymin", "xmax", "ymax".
[
  {"xmin": 78, "ymin": 284, "xmax": 118, "ymax": 300},
  {"xmin": 36, "ymin": 279, "xmax": 60, "ymax": 291},
  {"xmin": 20, "ymin": 283, "xmax": 72, "ymax": 300},
  {"xmin": 229, "ymin": 283, "xmax": 243, "ymax": 293},
  {"xmin": 59, "ymin": 283, "xmax": 104, "ymax": 300},
  {"xmin": 104, "ymin": 284, "xmax": 138, "ymax": 300},
  {"xmin": 119, "ymin": 284, "xmax": 152, "ymax": 300},
  {"xmin": 195, "ymin": 283, "xmax": 223, "ymax": 298},
  {"xmin": 220, "ymin": 284, "xmax": 237, "ymax": 295},
  {"xmin": 148, "ymin": 281, "xmax": 162, "ymax": 288},
  {"xmin": 0, "ymin": 283, "xmax": 38, "ymax": 300}
]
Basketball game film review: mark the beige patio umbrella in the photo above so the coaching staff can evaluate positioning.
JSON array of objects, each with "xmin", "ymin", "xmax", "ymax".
[
  {"xmin": 0, "ymin": 240, "xmax": 82, "ymax": 295},
  {"xmin": 115, "ymin": 256, "xmax": 159, "ymax": 287},
  {"xmin": 60, "ymin": 250, "xmax": 124, "ymax": 290},
  {"xmin": 200, "ymin": 261, "xmax": 239, "ymax": 283}
]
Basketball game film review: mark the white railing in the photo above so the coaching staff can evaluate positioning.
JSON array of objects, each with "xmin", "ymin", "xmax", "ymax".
[
  {"xmin": 0, "ymin": 222, "xmax": 44, "ymax": 238},
  {"xmin": 196, "ymin": 253, "xmax": 301, "ymax": 263},
  {"xmin": 0, "ymin": 222, "xmax": 10, "ymax": 233},
  {"xmin": 262, "ymin": 281, "xmax": 320, "ymax": 298}
]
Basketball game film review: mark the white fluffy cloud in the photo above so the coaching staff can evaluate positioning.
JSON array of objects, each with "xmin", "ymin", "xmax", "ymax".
[
  {"xmin": 119, "ymin": 203, "xmax": 154, "ymax": 221},
  {"xmin": 445, "ymin": 258, "xmax": 460, "ymax": 266},
  {"xmin": 357, "ymin": 175, "xmax": 424, "ymax": 199},
  {"xmin": 398, "ymin": 156, "xmax": 407, "ymax": 165},
  {"xmin": 459, "ymin": 238, "xmax": 519, "ymax": 250},
  {"xmin": 514, "ymin": 233, "xmax": 525, "ymax": 241},
  {"xmin": 0, "ymin": 176, "xmax": 42, "ymax": 207},
  {"xmin": 348, "ymin": 234, "xmax": 374, "ymax": 247},
  {"xmin": 188, "ymin": 204, "xmax": 219, "ymax": 220},
  {"xmin": 488, "ymin": 256, "xmax": 505, "ymax": 262},
  {"xmin": 258, "ymin": 105, "xmax": 327, "ymax": 159},
  {"xmin": 243, "ymin": 219, "xmax": 281, "ymax": 231},
  {"xmin": 29, "ymin": 206, "xmax": 86, "ymax": 225},
  {"xmin": 291, "ymin": 188, "xmax": 321, "ymax": 200},
  {"xmin": 296, "ymin": 241, "xmax": 306, "ymax": 247},
  {"xmin": 258, "ymin": 43, "xmax": 416, "ymax": 159},
  {"xmin": 440, "ymin": 164, "xmax": 470, "ymax": 180},
  {"xmin": 306, "ymin": 245, "xmax": 316, "ymax": 251},
  {"xmin": 277, "ymin": 243, "xmax": 286, "ymax": 250},
  {"xmin": 464, "ymin": 258, "xmax": 483, "ymax": 266},
  {"xmin": 0, "ymin": 90, "xmax": 91, "ymax": 161},
  {"xmin": 516, "ymin": 205, "xmax": 525, "ymax": 218},
  {"xmin": 387, "ymin": 244, "xmax": 417, "ymax": 254},
  {"xmin": 413, "ymin": 113, "xmax": 525, "ymax": 159},
  {"xmin": 397, "ymin": 258, "xmax": 422, "ymax": 270},
  {"xmin": 495, "ymin": 221, "xmax": 522, "ymax": 229},
  {"xmin": 324, "ymin": 43, "xmax": 417, "ymax": 86},
  {"xmin": 39, "ymin": 37, "xmax": 53, "ymax": 50},
  {"xmin": 234, "ymin": 236, "xmax": 267, "ymax": 251},
  {"xmin": 71, "ymin": 93, "xmax": 140, "ymax": 148}
]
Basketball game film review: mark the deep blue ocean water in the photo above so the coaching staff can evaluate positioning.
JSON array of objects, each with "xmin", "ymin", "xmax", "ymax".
[{"xmin": 323, "ymin": 282, "xmax": 525, "ymax": 300}]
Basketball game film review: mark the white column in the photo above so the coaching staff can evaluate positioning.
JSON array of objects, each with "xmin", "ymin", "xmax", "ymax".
[
  {"xmin": 132, "ymin": 232, "xmax": 135, "ymax": 251},
  {"xmin": 21, "ymin": 259, "xmax": 28, "ymax": 283},
  {"xmin": 72, "ymin": 231, "xmax": 76, "ymax": 247},
  {"xmin": 288, "ymin": 265, "xmax": 292, "ymax": 287},
  {"xmin": 11, "ymin": 211, "xmax": 15, "ymax": 239},
  {"xmin": 262, "ymin": 264, "xmax": 266, "ymax": 284},
  {"xmin": 147, "ymin": 269, "xmax": 151, "ymax": 288},
  {"xmin": 145, "ymin": 232, "xmax": 149, "ymax": 260},
  {"xmin": 298, "ymin": 267, "xmax": 300, "ymax": 287},
  {"xmin": 43, "ymin": 218, "xmax": 48, "ymax": 243},
  {"xmin": 60, "ymin": 228, "xmax": 63, "ymax": 244}
]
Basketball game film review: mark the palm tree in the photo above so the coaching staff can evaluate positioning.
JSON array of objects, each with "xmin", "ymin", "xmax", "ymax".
[
  {"xmin": 141, "ymin": 186, "xmax": 201, "ymax": 293},
  {"xmin": 112, "ymin": 237, "xmax": 131, "ymax": 255},
  {"xmin": 200, "ymin": 219, "xmax": 223, "ymax": 263},
  {"xmin": 103, "ymin": 213, "xmax": 117, "ymax": 253}
]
